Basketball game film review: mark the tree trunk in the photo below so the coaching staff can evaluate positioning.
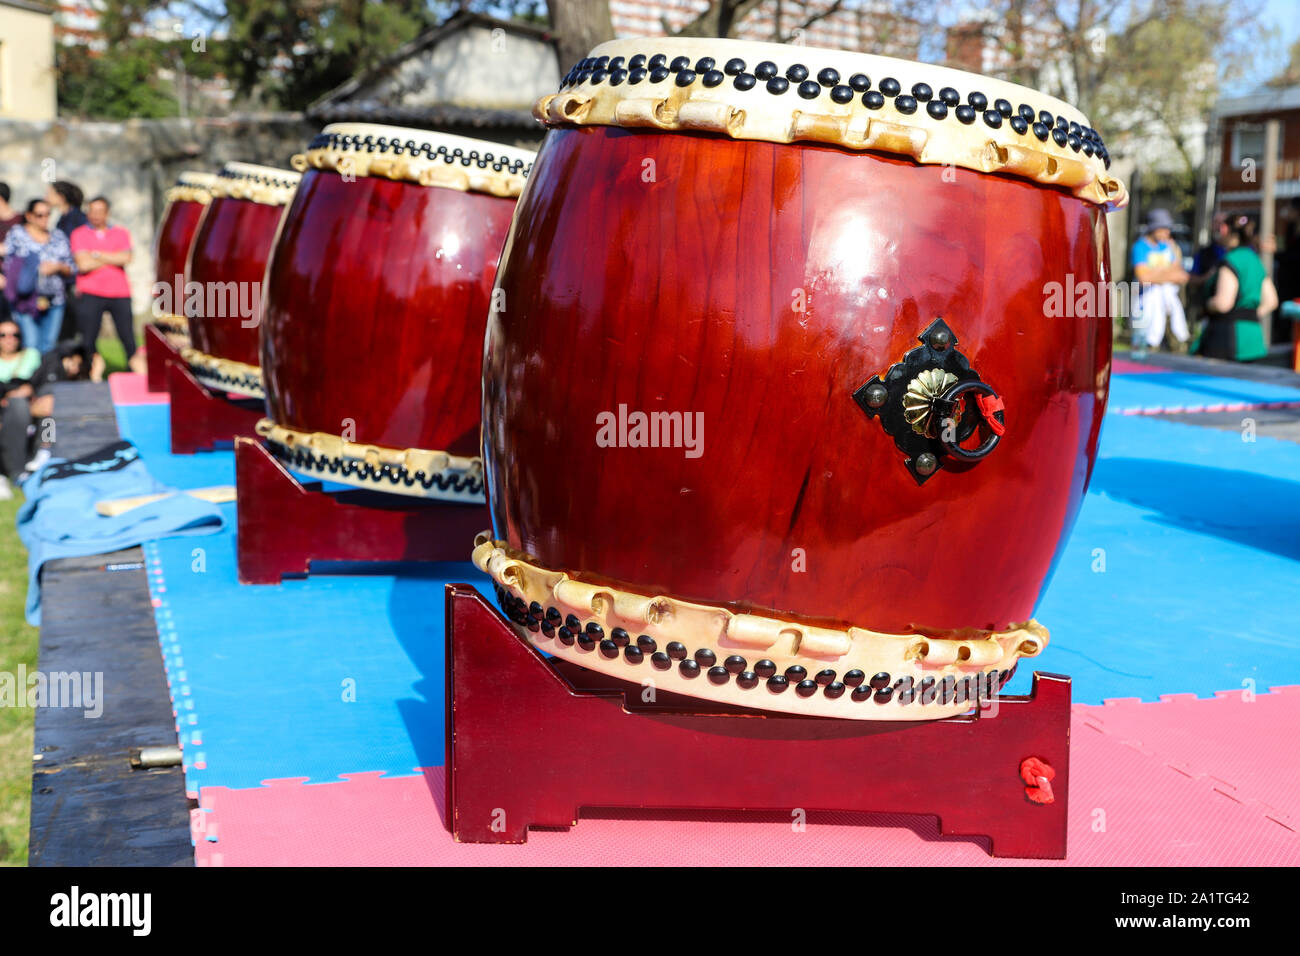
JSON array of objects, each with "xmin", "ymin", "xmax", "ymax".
[{"xmin": 549, "ymin": 0, "xmax": 617, "ymax": 75}]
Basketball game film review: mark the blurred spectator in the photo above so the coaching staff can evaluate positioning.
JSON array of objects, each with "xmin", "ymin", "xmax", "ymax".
[
  {"xmin": 0, "ymin": 182, "xmax": 21, "ymax": 321},
  {"xmin": 1199, "ymin": 216, "xmax": 1278, "ymax": 362},
  {"xmin": 71, "ymin": 197, "xmax": 140, "ymax": 374},
  {"xmin": 1131, "ymin": 208, "xmax": 1190, "ymax": 355},
  {"xmin": 46, "ymin": 182, "xmax": 87, "ymax": 238},
  {"xmin": 2, "ymin": 199, "xmax": 75, "ymax": 354},
  {"xmin": 0, "ymin": 317, "xmax": 40, "ymax": 499}
]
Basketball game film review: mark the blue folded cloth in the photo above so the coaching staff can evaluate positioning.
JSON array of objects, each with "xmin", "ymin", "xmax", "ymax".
[{"xmin": 16, "ymin": 440, "xmax": 225, "ymax": 625}]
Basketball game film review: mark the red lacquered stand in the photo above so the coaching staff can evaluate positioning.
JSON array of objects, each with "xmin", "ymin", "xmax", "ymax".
[
  {"xmin": 144, "ymin": 323, "xmax": 182, "ymax": 394},
  {"xmin": 235, "ymin": 437, "xmax": 489, "ymax": 585},
  {"xmin": 445, "ymin": 583, "xmax": 1071, "ymax": 859},
  {"xmin": 167, "ymin": 360, "xmax": 264, "ymax": 455}
]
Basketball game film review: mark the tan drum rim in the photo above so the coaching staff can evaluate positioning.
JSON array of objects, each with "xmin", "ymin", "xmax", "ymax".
[
  {"xmin": 181, "ymin": 347, "xmax": 264, "ymax": 399},
  {"xmin": 538, "ymin": 37, "xmax": 1127, "ymax": 209},
  {"xmin": 472, "ymin": 535, "xmax": 1047, "ymax": 721},
  {"xmin": 210, "ymin": 162, "xmax": 302, "ymax": 206},
  {"xmin": 256, "ymin": 419, "xmax": 486, "ymax": 504},
  {"xmin": 164, "ymin": 171, "xmax": 218, "ymax": 205},
  {"xmin": 291, "ymin": 123, "xmax": 536, "ymax": 199}
]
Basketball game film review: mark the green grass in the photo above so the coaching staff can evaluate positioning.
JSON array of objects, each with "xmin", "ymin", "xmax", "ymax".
[{"xmin": 0, "ymin": 489, "xmax": 37, "ymax": 866}]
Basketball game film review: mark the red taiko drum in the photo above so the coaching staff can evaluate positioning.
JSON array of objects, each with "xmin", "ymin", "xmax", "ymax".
[
  {"xmin": 476, "ymin": 39, "xmax": 1129, "ymax": 720},
  {"xmin": 184, "ymin": 162, "xmax": 301, "ymax": 398},
  {"xmin": 151, "ymin": 171, "xmax": 216, "ymax": 343},
  {"xmin": 257, "ymin": 124, "xmax": 534, "ymax": 502}
]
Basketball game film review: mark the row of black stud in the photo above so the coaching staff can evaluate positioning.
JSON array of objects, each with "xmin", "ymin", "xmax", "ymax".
[
  {"xmin": 217, "ymin": 169, "xmax": 300, "ymax": 190},
  {"xmin": 306, "ymin": 132, "xmax": 532, "ymax": 175},
  {"xmin": 268, "ymin": 438, "xmax": 484, "ymax": 495},
  {"xmin": 560, "ymin": 53, "xmax": 1109, "ymax": 168},
  {"xmin": 495, "ymin": 585, "xmax": 1011, "ymax": 706}
]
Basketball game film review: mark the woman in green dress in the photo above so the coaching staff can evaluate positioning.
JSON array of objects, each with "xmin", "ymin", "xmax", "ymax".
[{"xmin": 1199, "ymin": 216, "xmax": 1279, "ymax": 361}]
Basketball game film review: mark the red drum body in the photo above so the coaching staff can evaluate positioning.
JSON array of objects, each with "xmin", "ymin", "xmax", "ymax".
[
  {"xmin": 184, "ymin": 163, "xmax": 300, "ymax": 398},
  {"xmin": 476, "ymin": 39, "xmax": 1128, "ymax": 719},
  {"xmin": 151, "ymin": 171, "xmax": 215, "ymax": 340},
  {"xmin": 257, "ymin": 124, "xmax": 534, "ymax": 502}
]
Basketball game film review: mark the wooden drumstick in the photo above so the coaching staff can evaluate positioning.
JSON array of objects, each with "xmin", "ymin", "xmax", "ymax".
[{"xmin": 95, "ymin": 485, "xmax": 236, "ymax": 517}]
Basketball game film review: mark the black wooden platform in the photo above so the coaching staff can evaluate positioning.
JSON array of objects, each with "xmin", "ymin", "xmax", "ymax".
[{"xmin": 27, "ymin": 381, "xmax": 192, "ymax": 866}]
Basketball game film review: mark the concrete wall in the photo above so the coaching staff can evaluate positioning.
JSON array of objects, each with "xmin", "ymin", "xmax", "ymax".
[
  {"xmin": 0, "ymin": 3, "xmax": 56, "ymax": 121},
  {"xmin": 0, "ymin": 113, "xmax": 315, "ymax": 313},
  {"xmin": 354, "ymin": 25, "xmax": 560, "ymax": 110}
]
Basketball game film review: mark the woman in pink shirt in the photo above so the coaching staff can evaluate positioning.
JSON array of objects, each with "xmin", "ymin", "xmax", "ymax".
[{"xmin": 70, "ymin": 196, "xmax": 141, "ymax": 374}]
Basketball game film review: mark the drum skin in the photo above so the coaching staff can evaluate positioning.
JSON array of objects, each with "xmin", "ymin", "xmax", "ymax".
[
  {"xmin": 261, "ymin": 169, "xmax": 517, "ymax": 458},
  {"xmin": 187, "ymin": 196, "xmax": 285, "ymax": 367},
  {"xmin": 483, "ymin": 126, "xmax": 1112, "ymax": 635},
  {"xmin": 154, "ymin": 198, "xmax": 206, "ymax": 290}
]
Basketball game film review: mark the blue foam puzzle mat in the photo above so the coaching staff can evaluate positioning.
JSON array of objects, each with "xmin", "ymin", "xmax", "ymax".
[{"xmin": 1108, "ymin": 371, "xmax": 1300, "ymax": 414}]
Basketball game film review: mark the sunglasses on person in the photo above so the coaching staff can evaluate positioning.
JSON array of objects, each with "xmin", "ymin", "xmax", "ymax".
[
  {"xmin": 0, "ymin": 330, "xmax": 20, "ymax": 338},
  {"xmin": 29, "ymin": 211, "xmax": 50, "ymax": 219}
]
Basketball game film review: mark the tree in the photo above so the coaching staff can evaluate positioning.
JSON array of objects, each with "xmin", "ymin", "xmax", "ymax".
[{"xmin": 58, "ymin": 42, "xmax": 179, "ymax": 119}]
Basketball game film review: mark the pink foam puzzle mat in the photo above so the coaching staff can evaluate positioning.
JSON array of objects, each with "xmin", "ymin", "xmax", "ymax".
[
  {"xmin": 192, "ymin": 688, "xmax": 1299, "ymax": 866},
  {"xmin": 109, "ymin": 371, "xmax": 168, "ymax": 405},
  {"xmin": 1111, "ymin": 358, "xmax": 1172, "ymax": 375}
]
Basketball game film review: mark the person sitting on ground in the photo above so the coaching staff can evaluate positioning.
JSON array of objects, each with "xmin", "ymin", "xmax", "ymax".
[
  {"xmin": 70, "ymin": 196, "xmax": 142, "ymax": 375},
  {"xmin": 1131, "ymin": 208, "xmax": 1190, "ymax": 354},
  {"xmin": 1199, "ymin": 216, "xmax": 1279, "ymax": 362},
  {"xmin": 0, "ymin": 317, "xmax": 41, "ymax": 499}
]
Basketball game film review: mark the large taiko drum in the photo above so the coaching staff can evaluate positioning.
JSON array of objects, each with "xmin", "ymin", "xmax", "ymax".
[
  {"xmin": 256, "ymin": 124, "xmax": 535, "ymax": 502},
  {"xmin": 151, "ymin": 171, "xmax": 217, "ymax": 343},
  {"xmin": 475, "ymin": 38, "xmax": 1128, "ymax": 720},
  {"xmin": 183, "ymin": 162, "xmax": 301, "ymax": 398}
]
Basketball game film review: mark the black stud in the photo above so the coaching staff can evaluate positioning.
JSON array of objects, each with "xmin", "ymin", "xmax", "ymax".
[
  {"xmin": 540, "ymin": 620, "xmax": 554, "ymax": 638},
  {"xmin": 636, "ymin": 635, "xmax": 656, "ymax": 653},
  {"xmin": 649, "ymin": 67, "xmax": 669, "ymax": 83},
  {"xmin": 755, "ymin": 60, "xmax": 777, "ymax": 80},
  {"xmin": 595, "ymin": 55, "xmax": 609, "ymax": 69},
  {"xmin": 1055, "ymin": 115, "xmax": 1068, "ymax": 129},
  {"xmin": 1068, "ymin": 121, "xmax": 1082, "ymax": 137},
  {"xmin": 648, "ymin": 53, "xmax": 666, "ymax": 69},
  {"xmin": 796, "ymin": 679, "xmax": 818, "ymax": 698},
  {"xmin": 880, "ymin": 76, "xmax": 901, "ymax": 96},
  {"xmin": 870, "ymin": 672, "xmax": 891, "ymax": 689},
  {"xmin": 608, "ymin": 56, "xmax": 624, "ymax": 70},
  {"xmin": 864, "ymin": 90, "xmax": 885, "ymax": 109},
  {"xmin": 766, "ymin": 76, "xmax": 789, "ymax": 94},
  {"xmin": 694, "ymin": 56, "xmax": 715, "ymax": 72},
  {"xmin": 1032, "ymin": 121, "xmax": 1050, "ymax": 141},
  {"xmin": 679, "ymin": 659, "xmax": 700, "ymax": 678},
  {"xmin": 815, "ymin": 669, "xmax": 837, "ymax": 686},
  {"xmin": 895, "ymin": 94, "xmax": 917, "ymax": 114},
  {"xmin": 1010, "ymin": 116, "xmax": 1028, "ymax": 134},
  {"xmin": 939, "ymin": 86, "xmax": 960, "ymax": 106},
  {"xmin": 895, "ymin": 676, "xmax": 916, "ymax": 704},
  {"xmin": 610, "ymin": 69, "xmax": 627, "ymax": 86},
  {"xmin": 624, "ymin": 645, "xmax": 644, "ymax": 664},
  {"xmin": 675, "ymin": 69, "xmax": 696, "ymax": 87},
  {"xmin": 786, "ymin": 63, "xmax": 809, "ymax": 81},
  {"xmin": 610, "ymin": 627, "xmax": 630, "ymax": 647},
  {"xmin": 733, "ymin": 73, "xmax": 756, "ymax": 91},
  {"xmin": 629, "ymin": 68, "xmax": 647, "ymax": 84},
  {"xmin": 817, "ymin": 67, "xmax": 839, "ymax": 85},
  {"xmin": 585, "ymin": 622, "xmax": 603, "ymax": 639},
  {"xmin": 1067, "ymin": 134, "xmax": 1082, "ymax": 151},
  {"xmin": 724, "ymin": 57, "xmax": 746, "ymax": 75},
  {"xmin": 797, "ymin": 80, "xmax": 821, "ymax": 99},
  {"xmin": 557, "ymin": 626, "xmax": 575, "ymax": 646},
  {"xmin": 1015, "ymin": 104, "xmax": 1033, "ymax": 122},
  {"xmin": 565, "ymin": 613, "xmax": 580, "ymax": 630},
  {"xmin": 784, "ymin": 665, "xmax": 808, "ymax": 682},
  {"xmin": 629, "ymin": 54, "xmax": 646, "ymax": 69},
  {"xmin": 708, "ymin": 666, "xmax": 730, "ymax": 685},
  {"xmin": 955, "ymin": 104, "xmax": 976, "ymax": 124},
  {"xmin": 926, "ymin": 100, "xmax": 947, "ymax": 120},
  {"xmin": 576, "ymin": 631, "xmax": 596, "ymax": 651},
  {"xmin": 702, "ymin": 70, "xmax": 724, "ymax": 88},
  {"xmin": 849, "ymin": 73, "xmax": 871, "ymax": 91},
  {"xmin": 754, "ymin": 660, "xmax": 777, "ymax": 678},
  {"xmin": 1083, "ymin": 141, "xmax": 1094, "ymax": 157},
  {"xmin": 983, "ymin": 109, "xmax": 1003, "ymax": 128},
  {"xmin": 830, "ymin": 84, "xmax": 854, "ymax": 104},
  {"xmin": 667, "ymin": 642, "xmax": 687, "ymax": 660},
  {"xmin": 919, "ymin": 676, "xmax": 937, "ymax": 704},
  {"xmin": 599, "ymin": 639, "xmax": 619, "ymax": 659},
  {"xmin": 1052, "ymin": 127, "xmax": 1068, "ymax": 146},
  {"xmin": 737, "ymin": 671, "xmax": 759, "ymax": 690},
  {"xmin": 767, "ymin": 675, "xmax": 789, "ymax": 693},
  {"xmin": 651, "ymin": 651, "xmax": 671, "ymax": 670},
  {"xmin": 843, "ymin": 669, "xmax": 865, "ymax": 687},
  {"xmin": 724, "ymin": 655, "xmax": 747, "ymax": 674},
  {"xmin": 590, "ymin": 70, "xmax": 607, "ymax": 84},
  {"xmin": 911, "ymin": 82, "xmax": 933, "ymax": 101},
  {"xmin": 525, "ymin": 618, "xmax": 540, "ymax": 632},
  {"xmin": 1039, "ymin": 110, "xmax": 1053, "ymax": 126},
  {"xmin": 993, "ymin": 98, "xmax": 1012, "ymax": 117},
  {"xmin": 851, "ymin": 684, "xmax": 873, "ymax": 701},
  {"xmin": 968, "ymin": 91, "xmax": 988, "ymax": 110},
  {"xmin": 694, "ymin": 648, "xmax": 717, "ymax": 667},
  {"xmin": 824, "ymin": 682, "xmax": 846, "ymax": 699},
  {"xmin": 874, "ymin": 685, "xmax": 894, "ymax": 703}
]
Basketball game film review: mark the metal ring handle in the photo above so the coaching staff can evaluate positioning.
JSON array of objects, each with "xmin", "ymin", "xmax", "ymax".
[{"xmin": 937, "ymin": 380, "xmax": 1004, "ymax": 461}]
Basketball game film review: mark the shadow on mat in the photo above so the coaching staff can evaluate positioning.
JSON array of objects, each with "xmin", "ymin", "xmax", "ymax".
[{"xmin": 1092, "ymin": 457, "xmax": 1300, "ymax": 561}]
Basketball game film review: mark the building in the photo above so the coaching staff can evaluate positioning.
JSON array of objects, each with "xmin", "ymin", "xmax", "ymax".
[
  {"xmin": 610, "ymin": 0, "xmax": 919, "ymax": 58},
  {"xmin": 308, "ymin": 11, "xmax": 558, "ymax": 148},
  {"xmin": 53, "ymin": 0, "xmax": 106, "ymax": 51},
  {"xmin": 0, "ymin": 0, "xmax": 57, "ymax": 120},
  {"xmin": 1211, "ymin": 86, "xmax": 1299, "ymax": 232}
]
